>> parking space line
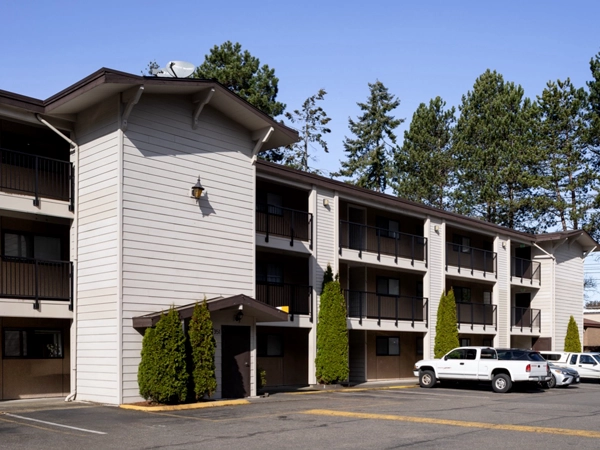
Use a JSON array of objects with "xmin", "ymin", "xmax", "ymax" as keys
[
  {"xmin": 302, "ymin": 409, "xmax": 600, "ymax": 439},
  {"xmin": 2, "ymin": 413, "xmax": 106, "ymax": 435}
]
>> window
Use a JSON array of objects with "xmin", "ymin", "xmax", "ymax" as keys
[
  {"xmin": 416, "ymin": 337, "xmax": 423, "ymax": 355},
  {"xmin": 376, "ymin": 216, "xmax": 399, "ymax": 239},
  {"xmin": 446, "ymin": 349, "xmax": 466, "ymax": 359},
  {"xmin": 416, "ymin": 281, "xmax": 423, "ymax": 299},
  {"xmin": 257, "ymin": 334, "xmax": 283, "ymax": 357},
  {"xmin": 377, "ymin": 277, "xmax": 400, "ymax": 296},
  {"xmin": 481, "ymin": 349, "xmax": 497, "ymax": 359},
  {"xmin": 256, "ymin": 263, "xmax": 283, "ymax": 285},
  {"xmin": 570, "ymin": 354, "xmax": 578, "ymax": 365},
  {"xmin": 453, "ymin": 287, "xmax": 471, "ymax": 303},
  {"xmin": 376, "ymin": 336, "xmax": 400, "ymax": 356},
  {"xmin": 3, "ymin": 329, "xmax": 63, "ymax": 359},
  {"xmin": 459, "ymin": 338, "xmax": 471, "ymax": 347},
  {"xmin": 482, "ymin": 338, "xmax": 493, "ymax": 347},
  {"xmin": 580, "ymin": 355, "xmax": 597, "ymax": 365},
  {"xmin": 483, "ymin": 292, "xmax": 492, "ymax": 304},
  {"xmin": 257, "ymin": 191, "xmax": 283, "ymax": 216},
  {"xmin": 452, "ymin": 234, "xmax": 471, "ymax": 253},
  {"xmin": 2, "ymin": 232, "xmax": 61, "ymax": 260}
]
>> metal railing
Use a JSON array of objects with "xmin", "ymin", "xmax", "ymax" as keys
[
  {"xmin": 255, "ymin": 281, "xmax": 312, "ymax": 321},
  {"xmin": 256, "ymin": 204, "xmax": 313, "ymax": 249},
  {"xmin": 0, "ymin": 147, "xmax": 74, "ymax": 211},
  {"xmin": 339, "ymin": 221, "xmax": 427, "ymax": 266},
  {"xmin": 343, "ymin": 290, "xmax": 428, "ymax": 327},
  {"xmin": 1, "ymin": 255, "xmax": 73, "ymax": 310},
  {"xmin": 511, "ymin": 307, "xmax": 541, "ymax": 332},
  {"xmin": 511, "ymin": 257, "xmax": 541, "ymax": 284},
  {"xmin": 456, "ymin": 302, "xmax": 497, "ymax": 330},
  {"xmin": 446, "ymin": 243, "xmax": 496, "ymax": 276}
]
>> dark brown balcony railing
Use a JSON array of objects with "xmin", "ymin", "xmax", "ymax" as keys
[
  {"xmin": 446, "ymin": 243, "xmax": 496, "ymax": 276},
  {"xmin": 339, "ymin": 221, "xmax": 427, "ymax": 266},
  {"xmin": 255, "ymin": 281, "xmax": 312, "ymax": 321},
  {"xmin": 511, "ymin": 307, "xmax": 541, "ymax": 333},
  {"xmin": 256, "ymin": 204, "xmax": 313, "ymax": 249},
  {"xmin": 344, "ymin": 290, "xmax": 428, "ymax": 327},
  {"xmin": 1, "ymin": 255, "xmax": 73, "ymax": 310},
  {"xmin": 0, "ymin": 147, "xmax": 74, "ymax": 211},
  {"xmin": 511, "ymin": 257, "xmax": 541, "ymax": 284},
  {"xmin": 456, "ymin": 302, "xmax": 497, "ymax": 330}
]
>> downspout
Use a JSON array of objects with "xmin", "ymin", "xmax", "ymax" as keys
[{"xmin": 35, "ymin": 114, "xmax": 79, "ymax": 402}]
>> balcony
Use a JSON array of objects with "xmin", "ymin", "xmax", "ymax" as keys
[
  {"xmin": 456, "ymin": 302, "xmax": 497, "ymax": 330},
  {"xmin": 344, "ymin": 290, "xmax": 428, "ymax": 326},
  {"xmin": 0, "ymin": 147, "xmax": 74, "ymax": 210},
  {"xmin": 1, "ymin": 256, "xmax": 73, "ymax": 310},
  {"xmin": 255, "ymin": 282, "xmax": 312, "ymax": 321},
  {"xmin": 511, "ymin": 257, "xmax": 541, "ymax": 285},
  {"xmin": 511, "ymin": 307, "xmax": 541, "ymax": 333},
  {"xmin": 256, "ymin": 204, "xmax": 312, "ymax": 249},
  {"xmin": 446, "ymin": 243, "xmax": 496, "ymax": 276},
  {"xmin": 339, "ymin": 221, "xmax": 427, "ymax": 265}
]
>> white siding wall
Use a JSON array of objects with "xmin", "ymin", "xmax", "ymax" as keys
[
  {"xmin": 496, "ymin": 237, "xmax": 509, "ymax": 347},
  {"xmin": 532, "ymin": 246, "xmax": 554, "ymax": 340},
  {"xmin": 74, "ymin": 97, "xmax": 120, "ymax": 403},
  {"xmin": 554, "ymin": 242, "xmax": 585, "ymax": 350},
  {"xmin": 120, "ymin": 96, "xmax": 255, "ymax": 403},
  {"xmin": 427, "ymin": 218, "xmax": 444, "ymax": 357}
]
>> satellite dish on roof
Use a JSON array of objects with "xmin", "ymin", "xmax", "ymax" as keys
[{"xmin": 153, "ymin": 61, "xmax": 195, "ymax": 78}]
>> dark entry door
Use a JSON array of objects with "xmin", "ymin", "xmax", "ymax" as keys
[
  {"xmin": 222, "ymin": 326, "xmax": 251, "ymax": 398},
  {"xmin": 514, "ymin": 293, "xmax": 531, "ymax": 326}
]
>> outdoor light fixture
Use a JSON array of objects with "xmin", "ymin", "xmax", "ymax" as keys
[
  {"xmin": 502, "ymin": 242, "xmax": 507, "ymax": 249},
  {"xmin": 323, "ymin": 198, "xmax": 330, "ymax": 207},
  {"xmin": 234, "ymin": 311, "xmax": 244, "ymax": 322},
  {"xmin": 191, "ymin": 177, "xmax": 205, "ymax": 199},
  {"xmin": 434, "ymin": 225, "xmax": 440, "ymax": 233}
]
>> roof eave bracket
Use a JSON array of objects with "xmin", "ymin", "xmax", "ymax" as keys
[
  {"xmin": 192, "ymin": 88, "xmax": 215, "ymax": 129},
  {"xmin": 121, "ymin": 85, "xmax": 144, "ymax": 132},
  {"xmin": 251, "ymin": 126, "xmax": 274, "ymax": 162}
]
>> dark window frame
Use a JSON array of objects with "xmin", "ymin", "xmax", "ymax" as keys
[
  {"xmin": 376, "ymin": 336, "xmax": 400, "ymax": 356},
  {"xmin": 459, "ymin": 338, "xmax": 471, "ymax": 347},
  {"xmin": 256, "ymin": 262, "xmax": 284, "ymax": 285},
  {"xmin": 453, "ymin": 286, "xmax": 471, "ymax": 303},
  {"xmin": 2, "ymin": 230, "xmax": 62, "ymax": 260},
  {"xmin": 2, "ymin": 328, "xmax": 64, "ymax": 359},
  {"xmin": 452, "ymin": 234, "xmax": 471, "ymax": 253},
  {"xmin": 257, "ymin": 333, "xmax": 283, "ymax": 357},
  {"xmin": 376, "ymin": 216, "xmax": 400, "ymax": 239},
  {"xmin": 376, "ymin": 276, "xmax": 400, "ymax": 296}
]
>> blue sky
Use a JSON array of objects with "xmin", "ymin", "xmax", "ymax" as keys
[{"xmin": 2, "ymin": 0, "xmax": 600, "ymax": 297}]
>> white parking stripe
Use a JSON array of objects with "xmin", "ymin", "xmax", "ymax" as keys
[{"xmin": 2, "ymin": 413, "xmax": 106, "ymax": 435}]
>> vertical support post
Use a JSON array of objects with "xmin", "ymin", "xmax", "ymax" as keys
[
  {"xmin": 290, "ymin": 210, "xmax": 295, "ymax": 247},
  {"xmin": 69, "ymin": 163, "xmax": 75, "ymax": 212},
  {"xmin": 33, "ymin": 259, "xmax": 40, "ymax": 310},
  {"xmin": 33, "ymin": 157, "xmax": 40, "ymax": 207},
  {"xmin": 265, "ymin": 205, "xmax": 270, "ymax": 243}
]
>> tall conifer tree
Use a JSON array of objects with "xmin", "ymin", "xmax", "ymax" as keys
[{"xmin": 335, "ymin": 81, "xmax": 403, "ymax": 192}]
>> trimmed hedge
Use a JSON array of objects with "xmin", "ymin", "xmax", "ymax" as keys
[
  {"xmin": 564, "ymin": 315, "xmax": 582, "ymax": 352},
  {"xmin": 189, "ymin": 300, "xmax": 217, "ymax": 399},
  {"xmin": 434, "ymin": 289, "xmax": 459, "ymax": 358},
  {"xmin": 138, "ymin": 307, "xmax": 188, "ymax": 403},
  {"xmin": 315, "ymin": 279, "xmax": 349, "ymax": 384}
]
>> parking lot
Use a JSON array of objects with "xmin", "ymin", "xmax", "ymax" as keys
[{"xmin": 3, "ymin": 382, "xmax": 600, "ymax": 449}]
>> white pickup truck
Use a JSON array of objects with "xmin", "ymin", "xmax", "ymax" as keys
[{"xmin": 413, "ymin": 347, "xmax": 550, "ymax": 393}]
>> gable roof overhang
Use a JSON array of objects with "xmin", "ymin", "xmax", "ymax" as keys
[
  {"xmin": 132, "ymin": 294, "xmax": 289, "ymax": 329},
  {"xmin": 0, "ymin": 68, "xmax": 298, "ymax": 150}
]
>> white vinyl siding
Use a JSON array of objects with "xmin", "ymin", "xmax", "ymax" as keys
[
  {"xmin": 554, "ymin": 243, "xmax": 585, "ymax": 350},
  {"xmin": 496, "ymin": 237, "xmax": 509, "ymax": 347},
  {"xmin": 428, "ymin": 218, "xmax": 444, "ymax": 353}
]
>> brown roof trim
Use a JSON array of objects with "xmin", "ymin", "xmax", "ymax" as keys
[
  {"xmin": 0, "ymin": 89, "xmax": 45, "ymax": 113},
  {"xmin": 132, "ymin": 294, "xmax": 288, "ymax": 328},
  {"xmin": 584, "ymin": 318, "xmax": 600, "ymax": 328},
  {"xmin": 256, "ymin": 160, "xmax": 599, "ymax": 247}
]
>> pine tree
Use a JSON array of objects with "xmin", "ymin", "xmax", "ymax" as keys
[
  {"xmin": 334, "ymin": 81, "xmax": 403, "ymax": 192},
  {"xmin": 585, "ymin": 51, "xmax": 600, "ymax": 241},
  {"xmin": 189, "ymin": 300, "xmax": 217, "ymax": 400},
  {"xmin": 564, "ymin": 315, "xmax": 582, "ymax": 352},
  {"xmin": 315, "ymin": 280, "xmax": 349, "ymax": 384},
  {"xmin": 434, "ymin": 290, "xmax": 459, "ymax": 358},
  {"xmin": 391, "ymin": 96, "xmax": 455, "ymax": 209},
  {"xmin": 454, "ymin": 70, "xmax": 542, "ymax": 230},
  {"xmin": 536, "ymin": 78, "xmax": 594, "ymax": 232},
  {"xmin": 138, "ymin": 307, "xmax": 188, "ymax": 403},
  {"xmin": 283, "ymin": 89, "xmax": 331, "ymax": 174}
]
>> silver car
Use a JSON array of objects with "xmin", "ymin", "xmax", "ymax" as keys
[{"xmin": 547, "ymin": 362, "xmax": 580, "ymax": 388}]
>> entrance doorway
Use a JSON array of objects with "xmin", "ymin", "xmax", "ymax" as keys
[{"xmin": 221, "ymin": 326, "xmax": 251, "ymax": 398}]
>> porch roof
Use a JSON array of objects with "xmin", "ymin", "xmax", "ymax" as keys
[{"xmin": 132, "ymin": 294, "xmax": 289, "ymax": 329}]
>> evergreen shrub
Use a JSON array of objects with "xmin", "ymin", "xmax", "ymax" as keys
[
  {"xmin": 434, "ymin": 289, "xmax": 460, "ymax": 358},
  {"xmin": 188, "ymin": 300, "xmax": 217, "ymax": 399},
  {"xmin": 564, "ymin": 315, "xmax": 582, "ymax": 352}
]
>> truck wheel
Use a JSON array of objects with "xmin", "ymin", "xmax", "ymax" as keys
[
  {"xmin": 419, "ymin": 370, "xmax": 436, "ymax": 388},
  {"xmin": 492, "ymin": 373, "xmax": 512, "ymax": 393},
  {"xmin": 547, "ymin": 375, "xmax": 556, "ymax": 389}
]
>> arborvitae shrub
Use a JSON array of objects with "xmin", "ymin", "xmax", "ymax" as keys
[
  {"xmin": 315, "ymin": 280, "xmax": 349, "ymax": 384},
  {"xmin": 138, "ymin": 307, "xmax": 188, "ymax": 403},
  {"xmin": 321, "ymin": 264, "xmax": 334, "ymax": 293},
  {"xmin": 434, "ymin": 289, "xmax": 460, "ymax": 358},
  {"xmin": 564, "ymin": 315, "xmax": 582, "ymax": 352},
  {"xmin": 189, "ymin": 300, "xmax": 217, "ymax": 399}
]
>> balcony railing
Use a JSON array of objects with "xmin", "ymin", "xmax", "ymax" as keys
[
  {"xmin": 339, "ymin": 221, "xmax": 427, "ymax": 266},
  {"xmin": 511, "ymin": 257, "xmax": 541, "ymax": 284},
  {"xmin": 511, "ymin": 307, "xmax": 541, "ymax": 333},
  {"xmin": 1, "ymin": 255, "xmax": 73, "ymax": 310},
  {"xmin": 256, "ymin": 204, "xmax": 313, "ymax": 249},
  {"xmin": 446, "ymin": 243, "xmax": 496, "ymax": 276},
  {"xmin": 255, "ymin": 281, "xmax": 312, "ymax": 321},
  {"xmin": 343, "ymin": 290, "xmax": 428, "ymax": 327},
  {"xmin": 456, "ymin": 302, "xmax": 497, "ymax": 330},
  {"xmin": 0, "ymin": 147, "xmax": 74, "ymax": 211}
]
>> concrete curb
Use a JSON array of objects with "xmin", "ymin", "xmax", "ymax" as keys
[
  {"xmin": 119, "ymin": 399, "xmax": 249, "ymax": 412},
  {"xmin": 287, "ymin": 384, "xmax": 419, "ymax": 395}
]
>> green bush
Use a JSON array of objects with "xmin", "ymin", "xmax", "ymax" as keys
[
  {"xmin": 257, "ymin": 367, "xmax": 267, "ymax": 390},
  {"xmin": 564, "ymin": 315, "xmax": 582, "ymax": 352},
  {"xmin": 315, "ymin": 280, "xmax": 349, "ymax": 384},
  {"xmin": 434, "ymin": 289, "xmax": 460, "ymax": 358},
  {"xmin": 321, "ymin": 264, "xmax": 334, "ymax": 293},
  {"xmin": 188, "ymin": 300, "xmax": 217, "ymax": 399},
  {"xmin": 138, "ymin": 307, "xmax": 188, "ymax": 403}
]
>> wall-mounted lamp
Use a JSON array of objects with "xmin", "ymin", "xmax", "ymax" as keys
[
  {"xmin": 191, "ymin": 177, "xmax": 205, "ymax": 199},
  {"xmin": 502, "ymin": 242, "xmax": 507, "ymax": 249},
  {"xmin": 234, "ymin": 311, "xmax": 244, "ymax": 322},
  {"xmin": 323, "ymin": 198, "xmax": 330, "ymax": 207},
  {"xmin": 434, "ymin": 225, "xmax": 440, "ymax": 233}
]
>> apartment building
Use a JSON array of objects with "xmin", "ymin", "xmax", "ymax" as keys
[{"xmin": 0, "ymin": 68, "xmax": 596, "ymax": 403}]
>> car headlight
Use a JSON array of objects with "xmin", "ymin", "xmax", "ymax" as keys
[{"xmin": 552, "ymin": 369, "xmax": 567, "ymax": 375}]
